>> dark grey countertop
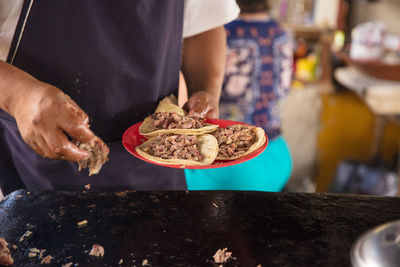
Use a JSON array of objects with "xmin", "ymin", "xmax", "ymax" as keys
[{"xmin": 0, "ymin": 190, "xmax": 400, "ymax": 266}]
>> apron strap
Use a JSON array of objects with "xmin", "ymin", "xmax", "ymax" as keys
[{"xmin": 7, "ymin": 0, "xmax": 34, "ymax": 64}]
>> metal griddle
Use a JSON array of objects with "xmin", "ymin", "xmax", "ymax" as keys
[{"xmin": 1, "ymin": 190, "xmax": 400, "ymax": 266}]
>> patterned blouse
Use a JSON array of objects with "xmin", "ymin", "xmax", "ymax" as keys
[{"xmin": 221, "ymin": 18, "xmax": 292, "ymax": 140}]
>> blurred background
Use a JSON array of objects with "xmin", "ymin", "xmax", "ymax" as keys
[{"xmin": 264, "ymin": 0, "xmax": 400, "ymax": 195}]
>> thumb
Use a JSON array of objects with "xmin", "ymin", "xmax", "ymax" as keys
[{"xmin": 205, "ymin": 109, "xmax": 218, "ymax": 119}]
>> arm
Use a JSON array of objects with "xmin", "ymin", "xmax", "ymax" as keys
[
  {"xmin": 0, "ymin": 60, "xmax": 101, "ymax": 161},
  {"xmin": 181, "ymin": 26, "xmax": 226, "ymax": 118}
]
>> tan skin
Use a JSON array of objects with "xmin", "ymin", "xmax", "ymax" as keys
[
  {"xmin": 0, "ymin": 61, "xmax": 97, "ymax": 161},
  {"xmin": 0, "ymin": 25, "xmax": 226, "ymax": 162},
  {"xmin": 182, "ymin": 26, "xmax": 226, "ymax": 118}
]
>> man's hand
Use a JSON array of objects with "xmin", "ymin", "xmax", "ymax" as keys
[
  {"xmin": 184, "ymin": 91, "xmax": 219, "ymax": 119},
  {"xmin": 12, "ymin": 83, "xmax": 98, "ymax": 162},
  {"xmin": 0, "ymin": 60, "xmax": 107, "ymax": 163}
]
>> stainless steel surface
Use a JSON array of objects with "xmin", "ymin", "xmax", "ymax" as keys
[{"xmin": 351, "ymin": 220, "xmax": 400, "ymax": 267}]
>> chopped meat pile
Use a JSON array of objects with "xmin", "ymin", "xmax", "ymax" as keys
[
  {"xmin": 142, "ymin": 134, "xmax": 203, "ymax": 161},
  {"xmin": 89, "ymin": 244, "xmax": 105, "ymax": 257},
  {"xmin": 0, "ymin": 238, "xmax": 13, "ymax": 266},
  {"xmin": 151, "ymin": 112, "xmax": 205, "ymax": 130},
  {"xmin": 76, "ymin": 137, "xmax": 109, "ymax": 176},
  {"xmin": 213, "ymin": 248, "xmax": 233, "ymax": 264},
  {"xmin": 213, "ymin": 125, "xmax": 256, "ymax": 158}
]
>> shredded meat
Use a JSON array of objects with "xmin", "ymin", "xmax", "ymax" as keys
[
  {"xmin": 0, "ymin": 238, "xmax": 13, "ymax": 266},
  {"xmin": 89, "ymin": 244, "xmax": 105, "ymax": 257},
  {"xmin": 213, "ymin": 125, "xmax": 256, "ymax": 158},
  {"xmin": 142, "ymin": 134, "xmax": 203, "ymax": 161},
  {"xmin": 151, "ymin": 112, "xmax": 205, "ymax": 130},
  {"xmin": 76, "ymin": 137, "xmax": 109, "ymax": 176},
  {"xmin": 213, "ymin": 248, "xmax": 233, "ymax": 264}
]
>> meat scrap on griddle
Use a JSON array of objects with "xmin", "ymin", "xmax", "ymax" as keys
[
  {"xmin": 151, "ymin": 112, "xmax": 205, "ymax": 129},
  {"xmin": 142, "ymin": 134, "xmax": 203, "ymax": 161},
  {"xmin": 213, "ymin": 125, "xmax": 256, "ymax": 158}
]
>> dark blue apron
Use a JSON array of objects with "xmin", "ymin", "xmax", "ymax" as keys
[{"xmin": 0, "ymin": 0, "xmax": 186, "ymax": 194}]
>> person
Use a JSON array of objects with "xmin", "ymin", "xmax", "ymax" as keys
[
  {"xmin": 0, "ymin": 0, "xmax": 240, "ymax": 195},
  {"xmin": 184, "ymin": 0, "xmax": 293, "ymax": 191}
]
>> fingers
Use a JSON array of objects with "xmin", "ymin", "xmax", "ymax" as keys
[
  {"xmin": 42, "ymin": 128, "xmax": 90, "ymax": 161},
  {"xmin": 53, "ymin": 101, "xmax": 109, "ymax": 162},
  {"xmin": 63, "ymin": 94, "xmax": 90, "ymax": 124},
  {"xmin": 59, "ymin": 142, "xmax": 91, "ymax": 162},
  {"xmin": 36, "ymin": 135, "xmax": 55, "ymax": 158},
  {"xmin": 25, "ymin": 129, "xmax": 89, "ymax": 162},
  {"xmin": 14, "ymin": 84, "xmax": 98, "ymax": 162},
  {"xmin": 63, "ymin": 123, "xmax": 95, "ymax": 143},
  {"xmin": 39, "ymin": 100, "xmax": 94, "ymax": 161},
  {"xmin": 205, "ymin": 109, "xmax": 218, "ymax": 119},
  {"xmin": 58, "ymin": 102, "xmax": 94, "ymax": 143},
  {"xmin": 22, "ymin": 130, "xmax": 49, "ymax": 158},
  {"xmin": 186, "ymin": 91, "xmax": 218, "ymax": 119},
  {"xmin": 29, "ymin": 139, "xmax": 46, "ymax": 158},
  {"xmin": 187, "ymin": 94, "xmax": 208, "ymax": 114}
]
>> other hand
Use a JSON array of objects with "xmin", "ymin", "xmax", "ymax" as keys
[{"xmin": 183, "ymin": 91, "xmax": 219, "ymax": 119}]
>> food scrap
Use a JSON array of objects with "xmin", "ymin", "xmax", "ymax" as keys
[
  {"xmin": 29, "ymin": 248, "xmax": 40, "ymax": 254},
  {"xmin": 212, "ymin": 203, "xmax": 219, "ymax": 208},
  {"xmin": 39, "ymin": 249, "xmax": 46, "ymax": 259},
  {"xmin": 62, "ymin": 262, "xmax": 73, "ymax": 267},
  {"xmin": 19, "ymin": 230, "xmax": 33, "ymax": 242},
  {"xmin": 0, "ymin": 238, "xmax": 14, "ymax": 266},
  {"xmin": 115, "ymin": 191, "xmax": 130, "ymax": 198},
  {"xmin": 84, "ymin": 184, "xmax": 91, "ymax": 190},
  {"xmin": 89, "ymin": 244, "xmax": 104, "ymax": 257},
  {"xmin": 28, "ymin": 248, "xmax": 47, "ymax": 259},
  {"xmin": 40, "ymin": 255, "xmax": 53, "ymax": 264},
  {"xmin": 213, "ymin": 248, "xmax": 233, "ymax": 264},
  {"xmin": 119, "ymin": 259, "xmax": 123, "ymax": 264},
  {"xmin": 142, "ymin": 259, "xmax": 149, "ymax": 265},
  {"xmin": 77, "ymin": 220, "xmax": 88, "ymax": 228}
]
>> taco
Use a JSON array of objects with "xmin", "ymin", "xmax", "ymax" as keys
[
  {"xmin": 139, "ymin": 95, "xmax": 218, "ymax": 137},
  {"xmin": 212, "ymin": 124, "xmax": 266, "ymax": 160},
  {"xmin": 135, "ymin": 133, "xmax": 218, "ymax": 166}
]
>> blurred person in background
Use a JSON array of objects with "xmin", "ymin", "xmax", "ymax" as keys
[{"xmin": 184, "ymin": 0, "xmax": 293, "ymax": 191}]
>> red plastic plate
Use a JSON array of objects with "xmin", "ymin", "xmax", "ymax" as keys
[{"xmin": 122, "ymin": 119, "xmax": 268, "ymax": 169}]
